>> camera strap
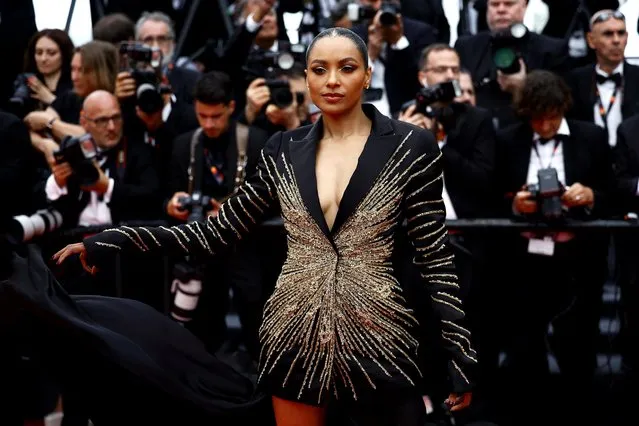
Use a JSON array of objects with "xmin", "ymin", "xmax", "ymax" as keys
[
  {"xmin": 532, "ymin": 138, "xmax": 561, "ymax": 170},
  {"xmin": 595, "ymin": 83, "xmax": 621, "ymax": 133},
  {"xmin": 187, "ymin": 128, "xmax": 204, "ymax": 195}
]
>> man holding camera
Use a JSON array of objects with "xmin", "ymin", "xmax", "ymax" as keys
[
  {"xmin": 397, "ymin": 43, "xmax": 495, "ymax": 417},
  {"xmin": 351, "ymin": 0, "xmax": 437, "ymax": 116},
  {"xmin": 45, "ymin": 90, "xmax": 160, "ymax": 228},
  {"xmin": 164, "ymin": 71, "xmax": 270, "ymax": 357},
  {"xmin": 494, "ymin": 70, "xmax": 613, "ymax": 425},
  {"xmin": 454, "ymin": 0, "xmax": 569, "ymax": 129}
]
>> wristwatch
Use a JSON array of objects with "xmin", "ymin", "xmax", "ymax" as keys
[{"xmin": 46, "ymin": 117, "xmax": 57, "ymax": 130}]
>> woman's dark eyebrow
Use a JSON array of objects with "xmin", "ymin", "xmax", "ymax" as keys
[{"xmin": 309, "ymin": 57, "xmax": 359, "ymax": 66}]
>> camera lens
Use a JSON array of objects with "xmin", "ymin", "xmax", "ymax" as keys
[
  {"xmin": 493, "ymin": 48, "xmax": 518, "ymax": 72},
  {"xmin": 272, "ymin": 88, "xmax": 294, "ymax": 108},
  {"xmin": 510, "ymin": 22, "xmax": 528, "ymax": 39},
  {"xmin": 277, "ymin": 52, "xmax": 295, "ymax": 71},
  {"xmin": 379, "ymin": 10, "xmax": 397, "ymax": 26}
]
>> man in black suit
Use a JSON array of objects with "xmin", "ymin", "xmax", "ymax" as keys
[
  {"xmin": 165, "ymin": 71, "xmax": 270, "ymax": 358},
  {"xmin": 455, "ymin": 0, "xmax": 569, "ymax": 129},
  {"xmin": 567, "ymin": 9, "xmax": 639, "ymax": 147},
  {"xmin": 351, "ymin": 0, "xmax": 437, "ymax": 116},
  {"xmin": 494, "ymin": 70, "xmax": 613, "ymax": 425},
  {"xmin": 400, "ymin": 0, "xmax": 451, "ymax": 43},
  {"xmin": 397, "ymin": 43, "xmax": 496, "ymax": 417}
]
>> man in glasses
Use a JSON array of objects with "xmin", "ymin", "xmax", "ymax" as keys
[
  {"xmin": 567, "ymin": 9, "xmax": 639, "ymax": 147},
  {"xmin": 45, "ymin": 90, "xmax": 160, "ymax": 229}
]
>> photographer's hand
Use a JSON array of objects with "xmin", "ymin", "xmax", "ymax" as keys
[
  {"xmin": 397, "ymin": 104, "xmax": 427, "ymax": 129},
  {"xmin": 167, "ymin": 191, "xmax": 190, "ymax": 221},
  {"xmin": 245, "ymin": 78, "xmax": 271, "ymax": 124},
  {"xmin": 513, "ymin": 190, "xmax": 538, "ymax": 214},
  {"xmin": 23, "ymin": 110, "xmax": 58, "ymax": 132},
  {"xmin": 562, "ymin": 183, "xmax": 594, "ymax": 209},
  {"xmin": 115, "ymin": 71, "xmax": 136, "ymax": 100},
  {"xmin": 27, "ymin": 75, "xmax": 56, "ymax": 106},
  {"xmin": 497, "ymin": 58, "xmax": 527, "ymax": 95},
  {"xmin": 51, "ymin": 161, "xmax": 73, "ymax": 188},
  {"xmin": 252, "ymin": 0, "xmax": 276, "ymax": 21},
  {"xmin": 207, "ymin": 199, "xmax": 222, "ymax": 218},
  {"xmin": 368, "ymin": 13, "xmax": 383, "ymax": 62}
]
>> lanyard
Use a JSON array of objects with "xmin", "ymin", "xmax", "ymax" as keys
[
  {"xmin": 532, "ymin": 138, "xmax": 561, "ymax": 170},
  {"xmin": 595, "ymin": 80, "xmax": 621, "ymax": 131}
]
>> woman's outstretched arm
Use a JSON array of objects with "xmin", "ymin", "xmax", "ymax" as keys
[{"xmin": 54, "ymin": 132, "xmax": 283, "ymax": 269}]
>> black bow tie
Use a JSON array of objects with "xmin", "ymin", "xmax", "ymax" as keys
[
  {"xmin": 596, "ymin": 72, "xmax": 622, "ymax": 86},
  {"xmin": 537, "ymin": 134, "xmax": 567, "ymax": 145}
]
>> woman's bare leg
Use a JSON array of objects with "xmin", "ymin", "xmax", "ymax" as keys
[{"xmin": 272, "ymin": 396, "xmax": 326, "ymax": 426}]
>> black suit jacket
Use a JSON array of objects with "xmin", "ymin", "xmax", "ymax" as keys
[
  {"xmin": 167, "ymin": 123, "xmax": 269, "ymax": 207},
  {"xmin": 495, "ymin": 119, "xmax": 614, "ymax": 220},
  {"xmin": 613, "ymin": 115, "xmax": 639, "ymax": 214},
  {"xmin": 62, "ymin": 139, "xmax": 161, "ymax": 226},
  {"xmin": 443, "ymin": 104, "xmax": 496, "ymax": 218},
  {"xmin": 566, "ymin": 62, "xmax": 639, "ymax": 124},
  {"xmin": 455, "ymin": 31, "xmax": 569, "ymax": 128},
  {"xmin": 352, "ymin": 17, "xmax": 437, "ymax": 114},
  {"xmin": 85, "ymin": 104, "xmax": 477, "ymax": 396}
]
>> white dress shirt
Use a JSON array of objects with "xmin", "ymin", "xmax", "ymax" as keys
[
  {"xmin": 442, "ymin": 0, "xmax": 461, "ymax": 46},
  {"xmin": 593, "ymin": 63, "xmax": 624, "ymax": 147},
  {"xmin": 438, "ymin": 138, "xmax": 457, "ymax": 220},
  {"xmin": 45, "ymin": 160, "xmax": 115, "ymax": 227},
  {"xmin": 526, "ymin": 118, "xmax": 570, "ymax": 187}
]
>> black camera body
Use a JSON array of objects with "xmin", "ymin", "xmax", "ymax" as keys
[
  {"xmin": 119, "ymin": 42, "xmax": 171, "ymax": 114},
  {"xmin": 414, "ymin": 80, "xmax": 462, "ymax": 116},
  {"xmin": 526, "ymin": 168, "xmax": 565, "ymax": 221},
  {"xmin": 265, "ymin": 79, "xmax": 294, "ymax": 109},
  {"xmin": 8, "ymin": 73, "xmax": 37, "ymax": 118},
  {"xmin": 177, "ymin": 192, "xmax": 213, "ymax": 223},
  {"xmin": 490, "ymin": 22, "xmax": 529, "ymax": 74},
  {"xmin": 54, "ymin": 134, "xmax": 101, "ymax": 186},
  {"xmin": 347, "ymin": 1, "xmax": 400, "ymax": 25}
]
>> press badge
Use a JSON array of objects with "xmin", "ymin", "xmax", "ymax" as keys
[{"xmin": 528, "ymin": 237, "xmax": 555, "ymax": 256}]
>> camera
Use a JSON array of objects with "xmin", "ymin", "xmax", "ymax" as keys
[
  {"xmin": 119, "ymin": 42, "xmax": 171, "ymax": 114},
  {"xmin": 490, "ymin": 22, "xmax": 529, "ymax": 74},
  {"xmin": 347, "ymin": 1, "xmax": 400, "ymax": 26},
  {"xmin": 413, "ymin": 80, "xmax": 462, "ymax": 116},
  {"xmin": 170, "ymin": 261, "xmax": 203, "ymax": 324},
  {"xmin": 8, "ymin": 208, "xmax": 64, "ymax": 244},
  {"xmin": 54, "ymin": 134, "xmax": 101, "ymax": 187},
  {"xmin": 8, "ymin": 73, "xmax": 37, "ymax": 118},
  {"xmin": 265, "ymin": 79, "xmax": 294, "ymax": 109},
  {"xmin": 526, "ymin": 168, "xmax": 565, "ymax": 221},
  {"xmin": 177, "ymin": 192, "xmax": 213, "ymax": 223},
  {"xmin": 247, "ymin": 42, "xmax": 306, "ymax": 77}
]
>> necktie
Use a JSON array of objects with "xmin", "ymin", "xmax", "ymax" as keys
[{"xmin": 596, "ymin": 72, "xmax": 622, "ymax": 86}]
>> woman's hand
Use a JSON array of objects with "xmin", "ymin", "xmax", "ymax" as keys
[
  {"xmin": 27, "ymin": 76, "xmax": 56, "ymax": 105},
  {"xmin": 53, "ymin": 242, "xmax": 97, "ymax": 274},
  {"xmin": 444, "ymin": 392, "xmax": 472, "ymax": 412}
]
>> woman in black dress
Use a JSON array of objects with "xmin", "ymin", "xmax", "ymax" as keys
[{"xmin": 37, "ymin": 27, "xmax": 474, "ymax": 425}]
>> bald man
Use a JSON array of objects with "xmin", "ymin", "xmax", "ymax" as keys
[{"xmin": 45, "ymin": 89, "xmax": 160, "ymax": 228}]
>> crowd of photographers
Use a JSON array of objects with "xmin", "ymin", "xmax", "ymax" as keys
[{"xmin": 2, "ymin": 0, "xmax": 639, "ymax": 425}]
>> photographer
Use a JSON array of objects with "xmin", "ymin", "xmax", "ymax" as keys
[
  {"xmin": 397, "ymin": 43, "xmax": 495, "ymax": 419},
  {"xmin": 244, "ymin": 62, "xmax": 310, "ymax": 136},
  {"xmin": 494, "ymin": 70, "xmax": 613, "ymax": 425},
  {"xmin": 165, "ymin": 71, "xmax": 270, "ymax": 356},
  {"xmin": 351, "ymin": 0, "xmax": 437, "ymax": 116},
  {"xmin": 454, "ymin": 0, "xmax": 569, "ymax": 129},
  {"xmin": 45, "ymin": 90, "xmax": 159, "ymax": 228}
]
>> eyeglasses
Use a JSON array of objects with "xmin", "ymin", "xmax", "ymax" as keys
[
  {"xmin": 591, "ymin": 10, "xmax": 625, "ymax": 26},
  {"xmin": 85, "ymin": 113, "xmax": 122, "ymax": 129},
  {"xmin": 141, "ymin": 35, "xmax": 174, "ymax": 46},
  {"xmin": 422, "ymin": 66, "xmax": 461, "ymax": 75}
]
